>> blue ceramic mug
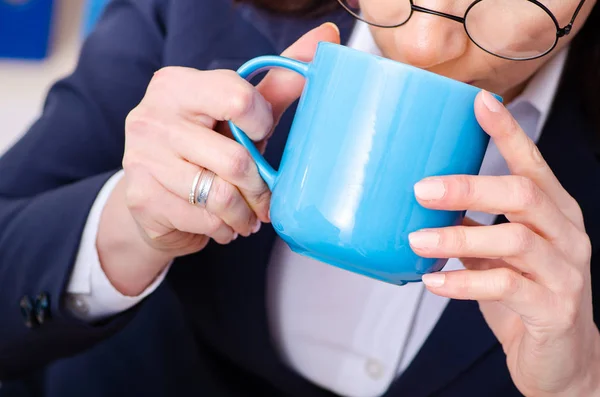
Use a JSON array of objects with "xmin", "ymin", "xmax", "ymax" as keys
[{"xmin": 228, "ymin": 42, "xmax": 495, "ymax": 285}]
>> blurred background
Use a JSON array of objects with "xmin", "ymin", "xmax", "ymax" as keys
[{"xmin": 0, "ymin": 0, "xmax": 108, "ymax": 155}]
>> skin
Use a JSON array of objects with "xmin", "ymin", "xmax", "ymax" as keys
[{"xmin": 96, "ymin": 1, "xmax": 600, "ymax": 395}]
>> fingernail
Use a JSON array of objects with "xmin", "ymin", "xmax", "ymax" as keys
[
  {"xmin": 414, "ymin": 179, "xmax": 446, "ymax": 200},
  {"xmin": 252, "ymin": 219, "xmax": 261, "ymax": 234},
  {"xmin": 322, "ymin": 22, "xmax": 340, "ymax": 36},
  {"xmin": 233, "ymin": 232, "xmax": 239, "ymax": 240},
  {"xmin": 422, "ymin": 273, "xmax": 445, "ymax": 287},
  {"xmin": 481, "ymin": 90, "xmax": 503, "ymax": 113},
  {"xmin": 408, "ymin": 231, "xmax": 440, "ymax": 249}
]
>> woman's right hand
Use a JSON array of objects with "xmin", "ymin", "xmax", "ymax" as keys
[{"xmin": 96, "ymin": 23, "xmax": 341, "ymax": 296}]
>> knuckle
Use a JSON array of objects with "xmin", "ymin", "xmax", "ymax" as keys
[
  {"xmin": 214, "ymin": 69, "xmax": 240, "ymax": 80},
  {"xmin": 211, "ymin": 179, "xmax": 238, "ymax": 211},
  {"xmin": 227, "ymin": 146, "xmax": 254, "ymax": 179},
  {"xmin": 246, "ymin": 212, "xmax": 258, "ymax": 231},
  {"xmin": 559, "ymin": 299, "xmax": 580, "ymax": 330},
  {"xmin": 226, "ymin": 83, "xmax": 256, "ymax": 121},
  {"xmin": 444, "ymin": 227, "xmax": 468, "ymax": 253},
  {"xmin": 253, "ymin": 187, "xmax": 272, "ymax": 213},
  {"xmin": 149, "ymin": 66, "xmax": 179, "ymax": 90},
  {"xmin": 564, "ymin": 198, "xmax": 586, "ymax": 227},
  {"xmin": 572, "ymin": 232, "xmax": 592, "ymax": 263},
  {"xmin": 528, "ymin": 140, "xmax": 545, "ymax": 168},
  {"xmin": 454, "ymin": 274, "xmax": 472, "ymax": 297},
  {"xmin": 125, "ymin": 108, "xmax": 167, "ymax": 143},
  {"xmin": 205, "ymin": 215, "xmax": 225, "ymax": 236},
  {"xmin": 125, "ymin": 182, "xmax": 148, "ymax": 214},
  {"xmin": 513, "ymin": 176, "xmax": 543, "ymax": 209},
  {"xmin": 121, "ymin": 150, "xmax": 146, "ymax": 173},
  {"xmin": 497, "ymin": 268, "xmax": 521, "ymax": 298},
  {"xmin": 455, "ymin": 175, "xmax": 477, "ymax": 203},
  {"xmin": 195, "ymin": 235, "xmax": 211, "ymax": 251},
  {"xmin": 125, "ymin": 110, "xmax": 153, "ymax": 138},
  {"xmin": 509, "ymin": 223, "xmax": 536, "ymax": 255}
]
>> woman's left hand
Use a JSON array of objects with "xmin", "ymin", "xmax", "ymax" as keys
[{"xmin": 409, "ymin": 90, "xmax": 600, "ymax": 397}]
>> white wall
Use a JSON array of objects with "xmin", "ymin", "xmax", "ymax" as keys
[{"xmin": 0, "ymin": 0, "xmax": 85, "ymax": 154}]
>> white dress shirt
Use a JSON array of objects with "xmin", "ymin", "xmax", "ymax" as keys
[{"xmin": 66, "ymin": 19, "xmax": 568, "ymax": 397}]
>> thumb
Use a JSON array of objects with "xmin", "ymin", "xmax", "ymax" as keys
[{"xmin": 256, "ymin": 22, "xmax": 341, "ymax": 123}]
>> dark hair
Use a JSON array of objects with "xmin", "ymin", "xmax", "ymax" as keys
[{"xmin": 237, "ymin": 0, "xmax": 600, "ymax": 139}]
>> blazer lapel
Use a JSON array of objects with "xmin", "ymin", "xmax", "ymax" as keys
[
  {"xmin": 387, "ymin": 300, "xmax": 498, "ymax": 396},
  {"xmin": 538, "ymin": 85, "xmax": 600, "ymax": 248}
]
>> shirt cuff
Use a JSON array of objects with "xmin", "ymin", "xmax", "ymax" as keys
[{"xmin": 65, "ymin": 170, "xmax": 170, "ymax": 322}]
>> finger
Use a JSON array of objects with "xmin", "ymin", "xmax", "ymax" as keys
[
  {"xmin": 475, "ymin": 90, "xmax": 584, "ymax": 230},
  {"xmin": 153, "ymin": 158, "xmax": 259, "ymax": 237},
  {"xmin": 215, "ymin": 23, "xmax": 340, "ymax": 147},
  {"xmin": 169, "ymin": 124, "xmax": 270, "ymax": 222},
  {"xmin": 127, "ymin": 166, "xmax": 237, "ymax": 243},
  {"xmin": 166, "ymin": 194, "xmax": 237, "ymax": 245},
  {"xmin": 206, "ymin": 220, "xmax": 240, "ymax": 245},
  {"xmin": 256, "ymin": 22, "xmax": 341, "ymax": 124},
  {"xmin": 421, "ymin": 268, "xmax": 553, "ymax": 320},
  {"xmin": 414, "ymin": 175, "xmax": 579, "ymax": 250},
  {"xmin": 409, "ymin": 223, "xmax": 567, "ymax": 288},
  {"xmin": 204, "ymin": 175, "xmax": 262, "ymax": 237},
  {"xmin": 147, "ymin": 67, "xmax": 274, "ymax": 142}
]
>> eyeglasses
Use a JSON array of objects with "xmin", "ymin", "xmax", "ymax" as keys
[{"xmin": 336, "ymin": 0, "xmax": 587, "ymax": 61}]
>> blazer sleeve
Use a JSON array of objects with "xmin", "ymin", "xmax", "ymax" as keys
[{"xmin": 0, "ymin": 0, "xmax": 166, "ymax": 379}]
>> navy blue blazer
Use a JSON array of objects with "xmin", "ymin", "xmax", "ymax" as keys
[{"xmin": 0, "ymin": 0, "xmax": 599, "ymax": 396}]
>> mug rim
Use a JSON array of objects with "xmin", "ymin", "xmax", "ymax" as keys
[{"xmin": 316, "ymin": 41, "xmax": 503, "ymax": 101}]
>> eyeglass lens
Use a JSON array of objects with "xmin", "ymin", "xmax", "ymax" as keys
[{"xmin": 339, "ymin": 0, "xmax": 559, "ymax": 59}]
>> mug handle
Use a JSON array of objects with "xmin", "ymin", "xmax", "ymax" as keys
[{"xmin": 228, "ymin": 56, "xmax": 309, "ymax": 190}]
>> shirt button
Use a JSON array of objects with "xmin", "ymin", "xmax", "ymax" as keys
[
  {"xmin": 365, "ymin": 358, "xmax": 385, "ymax": 380},
  {"xmin": 66, "ymin": 295, "xmax": 89, "ymax": 316}
]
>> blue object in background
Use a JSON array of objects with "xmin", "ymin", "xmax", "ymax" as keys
[
  {"xmin": 230, "ymin": 42, "xmax": 495, "ymax": 285},
  {"xmin": 82, "ymin": 0, "xmax": 109, "ymax": 36},
  {"xmin": 0, "ymin": 0, "xmax": 54, "ymax": 60}
]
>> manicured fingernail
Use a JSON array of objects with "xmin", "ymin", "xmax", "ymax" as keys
[
  {"xmin": 253, "ymin": 219, "xmax": 261, "ymax": 234},
  {"xmin": 481, "ymin": 90, "xmax": 502, "ymax": 113},
  {"xmin": 414, "ymin": 179, "xmax": 446, "ymax": 200},
  {"xmin": 233, "ymin": 233, "xmax": 239, "ymax": 240},
  {"xmin": 422, "ymin": 273, "xmax": 445, "ymax": 287},
  {"xmin": 408, "ymin": 231, "xmax": 440, "ymax": 249}
]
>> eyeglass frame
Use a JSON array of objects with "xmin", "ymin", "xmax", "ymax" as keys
[{"xmin": 336, "ymin": 0, "xmax": 587, "ymax": 61}]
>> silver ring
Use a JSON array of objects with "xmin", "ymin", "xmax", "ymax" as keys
[
  {"xmin": 195, "ymin": 169, "xmax": 216, "ymax": 207},
  {"xmin": 189, "ymin": 170, "xmax": 203, "ymax": 205}
]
